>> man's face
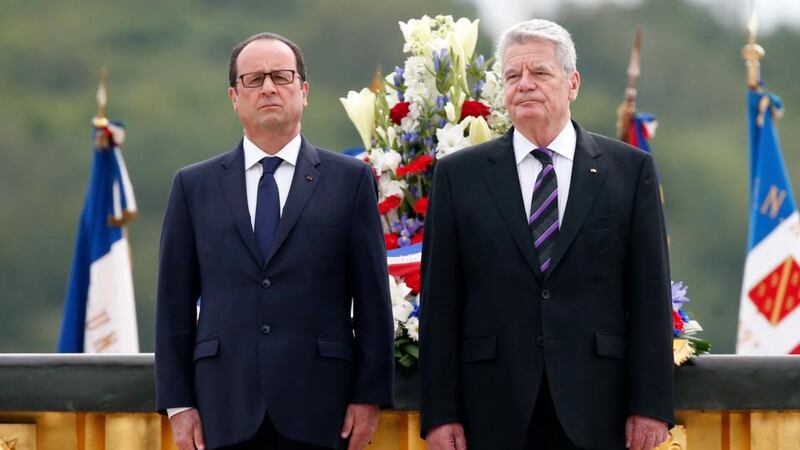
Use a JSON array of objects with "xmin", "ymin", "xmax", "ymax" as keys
[
  {"xmin": 502, "ymin": 39, "xmax": 579, "ymax": 133},
  {"xmin": 228, "ymin": 39, "xmax": 308, "ymax": 135}
]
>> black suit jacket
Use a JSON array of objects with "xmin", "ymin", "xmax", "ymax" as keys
[
  {"xmin": 155, "ymin": 137, "xmax": 394, "ymax": 449},
  {"xmin": 420, "ymin": 123, "xmax": 674, "ymax": 450}
]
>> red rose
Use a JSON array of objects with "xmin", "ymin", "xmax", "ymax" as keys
[
  {"xmin": 397, "ymin": 155, "xmax": 435, "ymax": 177},
  {"xmin": 390, "ymin": 102, "xmax": 411, "ymax": 125},
  {"xmin": 404, "ymin": 271, "xmax": 421, "ymax": 294},
  {"xmin": 460, "ymin": 100, "xmax": 491, "ymax": 120},
  {"xmin": 384, "ymin": 233, "xmax": 399, "ymax": 250},
  {"xmin": 672, "ymin": 310, "xmax": 685, "ymax": 333},
  {"xmin": 413, "ymin": 197, "xmax": 429, "ymax": 216},
  {"xmin": 378, "ymin": 195, "xmax": 401, "ymax": 214},
  {"xmin": 411, "ymin": 230, "xmax": 424, "ymax": 244}
]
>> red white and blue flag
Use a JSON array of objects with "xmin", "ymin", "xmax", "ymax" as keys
[
  {"xmin": 57, "ymin": 120, "xmax": 139, "ymax": 353},
  {"xmin": 737, "ymin": 90, "xmax": 800, "ymax": 355}
]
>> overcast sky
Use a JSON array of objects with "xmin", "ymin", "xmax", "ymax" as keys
[{"xmin": 470, "ymin": 0, "xmax": 800, "ymax": 37}]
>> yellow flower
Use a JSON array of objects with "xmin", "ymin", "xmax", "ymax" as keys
[{"xmin": 340, "ymin": 88, "xmax": 376, "ymax": 150}]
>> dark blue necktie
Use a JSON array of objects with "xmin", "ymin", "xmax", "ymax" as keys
[{"xmin": 254, "ymin": 157, "xmax": 283, "ymax": 260}]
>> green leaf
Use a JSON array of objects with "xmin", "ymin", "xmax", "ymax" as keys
[
  {"xmin": 402, "ymin": 343, "xmax": 419, "ymax": 358},
  {"xmin": 398, "ymin": 353, "xmax": 416, "ymax": 368}
]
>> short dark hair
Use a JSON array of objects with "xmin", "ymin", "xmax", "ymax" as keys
[{"xmin": 228, "ymin": 32, "xmax": 307, "ymax": 88}]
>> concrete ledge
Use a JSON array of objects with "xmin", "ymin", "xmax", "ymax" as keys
[{"xmin": 1, "ymin": 354, "xmax": 798, "ymax": 412}]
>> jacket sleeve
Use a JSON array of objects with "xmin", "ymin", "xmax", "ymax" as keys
[
  {"xmin": 419, "ymin": 160, "xmax": 464, "ymax": 436},
  {"xmin": 624, "ymin": 153, "xmax": 675, "ymax": 425},
  {"xmin": 154, "ymin": 170, "xmax": 201, "ymax": 413},
  {"xmin": 348, "ymin": 163, "xmax": 395, "ymax": 406}
]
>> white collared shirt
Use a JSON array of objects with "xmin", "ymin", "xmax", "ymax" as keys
[
  {"xmin": 513, "ymin": 121, "xmax": 576, "ymax": 224},
  {"xmin": 243, "ymin": 133, "xmax": 301, "ymax": 229}
]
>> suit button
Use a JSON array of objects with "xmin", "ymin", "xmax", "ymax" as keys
[
  {"xmin": 537, "ymin": 336, "xmax": 546, "ymax": 346},
  {"xmin": 541, "ymin": 289, "xmax": 551, "ymax": 300},
  {"xmin": 261, "ymin": 324, "xmax": 272, "ymax": 335},
  {"xmin": 261, "ymin": 278, "xmax": 271, "ymax": 289}
]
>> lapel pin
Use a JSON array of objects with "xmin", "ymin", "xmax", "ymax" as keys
[
  {"xmin": 306, "ymin": 175, "xmax": 314, "ymax": 182},
  {"xmin": 590, "ymin": 168, "xmax": 598, "ymax": 174}
]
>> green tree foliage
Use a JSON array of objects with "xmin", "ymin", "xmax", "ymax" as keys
[{"xmin": 0, "ymin": 0, "xmax": 798, "ymax": 353}]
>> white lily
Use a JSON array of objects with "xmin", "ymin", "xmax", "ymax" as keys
[
  {"xmin": 379, "ymin": 176, "xmax": 407, "ymax": 199},
  {"xmin": 340, "ymin": 88, "xmax": 376, "ymax": 150},
  {"xmin": 453, "ymin": 18, "xmax": 479, "ymax": 59},
  {"xmin": 436, "ymin": 122, "xmax": 471, "ymax": 159},
  {"xmin": 448, "ymin": 33, "xmax": 470, "ymax": 95},
  {"xmin": 444, "ymin": 102, "xmax": 457, "ymax": 123},
  {"xmin": 389, "ymin": 275, "xmax": 414, "ymax": 322},
  {"xmin": 466, "ymin": 115, "xmax": 492, "ymax": 145},
  {"xmin": 370, "ymin": 147, "xmax": 402, "ymax": 174}
]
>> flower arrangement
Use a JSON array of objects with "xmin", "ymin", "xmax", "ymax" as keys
[
  {"xmin": 671, "ymin": 281, "xmax": 711, "ymax": 365},
  {"xmin": 341, "ymin": 15, "xmax": 511, "ymax": 367}
]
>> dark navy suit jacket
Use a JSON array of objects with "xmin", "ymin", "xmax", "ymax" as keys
[
  {"xmin": 420, "ymin": 123, "xmax": 674, "ymax": 450},
  {"xmin": 155, "ymin": 137, "xmax": 394, "ymax": 449}
]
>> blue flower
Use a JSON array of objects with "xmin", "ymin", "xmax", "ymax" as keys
[
  {"xmin": 474, "ymin": 54, "xmax": 485, "ymax": 70},
  {"xmin": 436, "ymin": 95, "xmax": 449, "ymax": 110},
  {"xmin": 409, "ymin": 296, "xmax": 420, "ymax": 318},
  {"xmin": 671, "ymin": 281, "xmax": 690, "ymax": 310},
  {"xmin": 393, "ymin": 66, "xmax": 404, "ymax": 87},
  {"xmin": 473, "ymin": 79, "xmax": 485, "ymax": 97},
  {"xmin": 432, "ymin": 48, "xmax": 450, "ymax": 73},
  {"xmin": 402, "ymin": 132, "xmax": 419, "ymax": 144}
]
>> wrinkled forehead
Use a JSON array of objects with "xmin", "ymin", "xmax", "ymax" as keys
[
  {"xmin": 503, "ymin": 40, "xmax": 560, "ymax": 72},
  {"xmin": 237, "ymin": 39, "xmax": 297, "ymax": 72}
]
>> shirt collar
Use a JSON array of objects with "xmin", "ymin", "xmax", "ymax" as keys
[
  {"xmin": 243, "ymin": 133, "xmax": 301, "ymax": 171},
  {"xmin": 513, "ymin": 121, "xmax": 576, "ymax": 166}
]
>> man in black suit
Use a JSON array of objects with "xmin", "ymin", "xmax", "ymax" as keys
[
  {"xmin": 155, "ymin": 32, "xmax": 394, "ymax": 450},
  {"xmin": 420, "ymin": 19, "xmax": 674, "ymax": 450}
]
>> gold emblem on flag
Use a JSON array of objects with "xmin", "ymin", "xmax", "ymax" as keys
[{"xmin": 748, "ymin": 257, "xmax": 800, "ymax": 325}]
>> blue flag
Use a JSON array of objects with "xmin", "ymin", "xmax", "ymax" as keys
[
  {"xmin": 737, "ymin": 89, "xmax": 800, "ymax": 355},
  {"xmin": 58, "ymin": 120, "xmax": 139, "ymax": 353}
]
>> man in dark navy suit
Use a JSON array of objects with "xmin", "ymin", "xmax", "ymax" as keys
[
  {"xmin": 420, "ymin": 19, "xmax": 674, "ymax": 450},
  {"xmin": 155, "ymin": 32, "xmax": 394, "ymax": 450}
]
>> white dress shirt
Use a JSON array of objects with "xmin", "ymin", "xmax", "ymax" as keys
[
  {"xmin": 243, "ymin": 133, "xmax": 301, "ymax": 228},
  {"xmin": 167, "ymin": 133, "xmax": 301, "ymax": 419},
  {"xmin": 513, "ymin": 121, "xmax": 576, "ymax": 224}
]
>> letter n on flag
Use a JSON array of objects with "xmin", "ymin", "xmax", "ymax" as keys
[
  {"xmin": 737, "ymin": 90, "xmax": 800, "ymax": 355},
  {"xmin": 57, "ymin": 120, "xmax": 139, "ymax": 353}
]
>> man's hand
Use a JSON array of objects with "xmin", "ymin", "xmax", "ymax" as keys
[
  {"xmin": 169, "ymin": 408, "xmax": 205, "ymax": 450},
  {"xmin": 626, "ymin": 415, "xmax": 669, "ymax": 450},
  {"xmin": 340, "ymin": 403, "xmax": 380, "ymax": 450},
  {"xmin": 425, "ymin": 422, "xmax": 467, "ymax": 450}
]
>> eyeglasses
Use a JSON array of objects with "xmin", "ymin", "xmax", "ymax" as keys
[{"xmin": 238, "ymin": 70, "xmax": 298, "ymax": 88}]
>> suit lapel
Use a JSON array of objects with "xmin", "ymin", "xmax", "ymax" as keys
[
  {"xmin": 546, "ymin": 122, "xmax": 607, "ymax": 279},
  {"xmin": 483, "ymin": 130, "xmax": 542, "ymax": 281},
  {"xmin": 218, "ymin": 141, "xmax": 264, "ymax": 267},
  {"xmin": 264, "ymin": 137, "xmax": 320, "ymax": 267}
]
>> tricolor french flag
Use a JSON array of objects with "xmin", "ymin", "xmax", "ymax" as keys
[
  {"xmin": 57, "ymin": 120, "xmax": 139, "ymax": 353},
  {"xmin": 737, "ymin": 90, "xmax": 800, "ymax": 355}
]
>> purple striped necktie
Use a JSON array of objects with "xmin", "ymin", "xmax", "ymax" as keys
[{"xmin": 528, "ymin": 148, "xmax": 559, "ymax": 274}]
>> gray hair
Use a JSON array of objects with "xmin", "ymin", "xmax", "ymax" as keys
[{"xmin": 496, "ymin": 19, "xmax": 577, "ymax": 76}]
